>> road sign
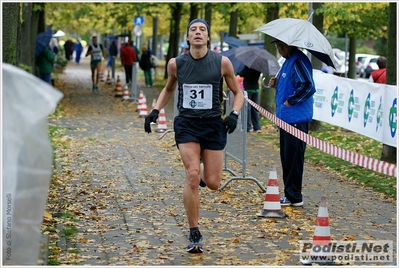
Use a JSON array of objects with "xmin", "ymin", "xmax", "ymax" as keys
[
  {"xmin": 133, "ymin": 16, "xmax": 145, "ymax": 26},
  {"xmin": 133, "ymin": 25, "xmax": 142, "ymax": 37}
]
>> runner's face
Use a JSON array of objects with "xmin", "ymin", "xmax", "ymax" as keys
[
  {"xmin": 187, "ymin": 22, "xmax": 209, "ymax": 47},
  {"xmin": 92, "ymin": 38, "xmax": 98, "ymax": 45}
]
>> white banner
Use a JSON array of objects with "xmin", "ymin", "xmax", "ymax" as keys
[{"xmin": 312, "ymin": 70, "xmax": 397, "ymax": 148}]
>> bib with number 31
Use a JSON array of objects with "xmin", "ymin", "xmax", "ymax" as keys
[{"xmin": 182, "ymin": 84, "xmax": 213, "ymax": 109}]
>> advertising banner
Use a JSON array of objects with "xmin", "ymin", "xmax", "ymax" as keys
[{"xmin": 312, "ymin": 70, "xmax": 397, "ymax": 147}]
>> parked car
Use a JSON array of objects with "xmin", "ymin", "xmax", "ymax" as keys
[
  {"xmin": 355, "ymin": 54, "xmax": 378, "ymax": 77},
  {"xmin": 363, "ymin": 56, "xmax": 379, "ymax": 78}
]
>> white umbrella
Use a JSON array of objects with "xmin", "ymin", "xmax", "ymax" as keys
[
  {"xmin": 255, "ymin": 18, "xmax": 336, "ymax": 69},
  {"xmin": 52, "ymin": 30, "xmax": 65, "ymax": 37}
]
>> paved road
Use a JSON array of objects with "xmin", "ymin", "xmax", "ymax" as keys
[{"xmin": 47, "ymin": 56, "xmax": 397, "ymax": 266}]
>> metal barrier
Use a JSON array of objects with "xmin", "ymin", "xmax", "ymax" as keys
[
  {"xmin": 158, "ymin": 86, "xmax": 178, "ymax": 139},
  {"xmin": 219, "ymin": 90, "xmax": 266, "ymax": 192},
  {"xmin": 126, "ymin": 63, "xmax": 139, "ymax": 105}
]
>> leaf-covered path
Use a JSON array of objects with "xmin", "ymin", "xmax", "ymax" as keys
[{"xmin": 46, "ymin": 56, "xmax": 396, "ymax": 266}]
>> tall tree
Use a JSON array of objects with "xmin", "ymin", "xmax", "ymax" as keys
[
  {"xmin": 260, "ymin": 3, "xmax": 279, "ymax": 113},
  {"xmin": 381, "ymin": 2, "xmax": 397, "ymax": 164},
  {"xmin": 228, "ymin": 3, "xmax": 238, "ymax": 37},
  {"xmin": 309, "ymin": 2, "xmax": 324, "ymax": 131},
  {"xmin": 189, "ymin": 3, "xmax": 200, "ymax": 22},
  {"xmin": 319, "ymin": 3, "xmax": 389, "ymax": 78},
  {"xmin": 204, "ymin": 3, "xmax": 212, "ymax": 31},
  {"xmin": 3, "ymin": 3, "xmax": 20, "ymax": 65},
  {"xmin": 164, "ymin": 3, "xmax": 182, "ymax": 79}
]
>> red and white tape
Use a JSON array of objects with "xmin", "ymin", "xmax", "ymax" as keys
[{"xmin": 245, "ymin": 97, "xmax": 397, "ymax": 177}]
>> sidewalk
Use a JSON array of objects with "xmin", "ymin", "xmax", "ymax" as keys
[{"xmin": 47, "ymin": 56, "xmax": 397, "ymax": 266}]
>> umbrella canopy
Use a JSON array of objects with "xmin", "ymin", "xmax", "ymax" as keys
[
  {"xmin": 255, "ymin": 18, "xmax": 336, "ymax": 68},
  {"xmin": 220, "ymin": 48, "xmax": 245, "ymax": 74},
  {"xmin": 35, "ymin": 30, "xmax": 53, "ymax": 57},
  {"xmin": 224, "ymin": 36, "xmax": 247, "ymax": 48},
  {"xmin": 52, "ymin": 30, "xmax": 65, "ymax": 37},
  {"xmin": 234, "ymin": 46, "xmax": 280, "ymax": 76}
]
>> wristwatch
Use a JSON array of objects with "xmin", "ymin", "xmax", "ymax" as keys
[{"xmin": 231, "ymin": 110, "xmax": 239, "ymax": 117}]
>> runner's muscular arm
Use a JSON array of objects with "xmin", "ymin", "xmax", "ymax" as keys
[
  {"xmin": 221, "ymin": 56, "xmax": 244, "ymax": 112},
  {"xmin": 153, "ymin": 58, "xmax": 178, "ymax": 111}
]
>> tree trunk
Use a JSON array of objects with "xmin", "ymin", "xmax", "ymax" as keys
[
  {"xmin": 260, "ymin": 3, "xmax": 279, "ymax": 114},
  {"xmin": 347, "ymin": 37, "xmax": 357, "ymax": 79},
  {"xmin": 308, "ymin": 2, "xmax": 324, "ymax": 131},
  {"xmin": 164, "ymin": 3, "xmax": 182, "ymax": 79},
  {"xmin": 19, "ymin": 3, "xmax": 35, "ymax": 73},
  {"xmin": 152, "ymin": 15, "xmax": 158, "ymax": 57},
  {"xmin": 228, "ymin": 3, "xmax": 238, "ymax": 38},
  {"xmin": 204, "ymin": 3, "xmax": 212, "ymax": 30},
  {"xmin": 189, "ymin": 3, "xmax": 200, "ymax": 22},
  {"xmin": 2, "ymin": 3, "xmax": 20, "ymax": 65},
  {"xmin": 381, "ymin": 2, "xmax": 397, "ymax": 164}
]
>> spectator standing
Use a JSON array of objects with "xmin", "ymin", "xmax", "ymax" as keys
[
  {"xmin": 85, "ymin": 36, "xmax": 105, "ymax": 92},
  {"xmin": 268, "ymin": 39, "xmax": 316, "ymax": 207},
  {"xmin": 120, "ymin": 41, "xmax": 137, "ymax": 85},
  {"xmin": 139, "ymin": 45, "xmax": 153, "ymax": 87},
  {"xmin": 36, "ymin": 46, "xmax": 55, "ymax": 84},
  {"xmin": 238, "ymin": 66, "xmax": 261, "ymax": 132},
  {"xmin": 63, "ymin": 39, "xmax": 73, "ymax": 61},
  {"xmin": 74, "ymin": 39, "xmax": 83, "ymax": 64},
  {"xmin": 369, "ymin": 56, "xmax": 387, "ymax": 84},
  {"xmin": 107, "ymin": 39, "xmax": 118, "ymax": 67}
]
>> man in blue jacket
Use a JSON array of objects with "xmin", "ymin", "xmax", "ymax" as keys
[{"xmin": 268, "ymin": 39, "xmax": 316, "ymax": 207}]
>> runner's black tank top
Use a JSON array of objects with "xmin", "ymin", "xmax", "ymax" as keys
[{"xmin": 175, "ymin": 50, "xmax": 223, "ymax": 118}]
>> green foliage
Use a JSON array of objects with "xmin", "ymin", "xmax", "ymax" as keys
[
  {"xmin": 55, "ymin": 55, "xmax": 68, "ymax": 68},
  {"xmin": 18, "ymin": 63, "xmax": 33, "ymax": 73}
]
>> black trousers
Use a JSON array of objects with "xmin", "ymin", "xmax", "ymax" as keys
[
  {"xmin": 124, "ymin": 64, "xmax": 133, "ymax": 84},
  {"xmin": 279, "ymin": 122, "xmax": 308, "ymax": 203}
]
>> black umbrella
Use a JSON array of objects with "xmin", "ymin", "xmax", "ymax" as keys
[
  {"xmin": 35, "ymin": 30, "xmax": 53, "ymax": 57},
  {"xmin": 224, "ymin": 36, "xmax": 247, "ymax": 48},
  {"xmin": 220, "ymin": 48, "xmax": 245, "ymax": 74},
  {"xmin": 234, "ymin": 46, "xmax": 280, "ymax": 76}
]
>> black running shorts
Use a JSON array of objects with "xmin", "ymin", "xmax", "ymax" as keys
[{"xmin": 174, "ymin": 116, "xmax": 227, "ymax": 151}]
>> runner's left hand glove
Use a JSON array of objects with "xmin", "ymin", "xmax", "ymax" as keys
[
  {"xmin": 144, "ymin": 109, "xmax": 159, "ymax": 133},
  {"xmin": 224, "ymin": 111, "xmax": 238, "ymax": 134}
]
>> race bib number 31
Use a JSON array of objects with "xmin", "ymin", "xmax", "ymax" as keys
[{"xmin": 182, "ymin": 84, "xmax": 213, "ymax": 109}]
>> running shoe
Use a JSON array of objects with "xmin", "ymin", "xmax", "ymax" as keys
[
  {"xmin": 186, "ymin": 230, "xmax": 203, "ymax": 253},
  {"xmin": 280, "ymin": 196, "xmax": 304, "ymax": 207}
]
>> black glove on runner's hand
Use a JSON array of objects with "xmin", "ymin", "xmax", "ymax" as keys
[
  {"xmin": 144, "ymin": 109, "xmax": 159, "ymax": 133},
  {"xmin": 224, "ymin": 111, "xmax": 238, "ymax": 134}
]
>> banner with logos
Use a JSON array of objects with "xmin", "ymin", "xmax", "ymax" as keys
[{"xmin": 312, "ymin": 70, "xmax": 397, "ymax": 148}]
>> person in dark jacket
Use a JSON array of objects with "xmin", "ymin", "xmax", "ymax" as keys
[
  {"xmin": 36, "ymin": 46, "xmax": 55, "ymax": 84},
  {"xmin": 238, "ymin": 66, "xmax": 261, "ymax": 132},
  {"xmin": 139, "ymin": 45, "xmax": 153, "ymax": 87},
  {"xmin": 268, "ymin": 39, "xmax": 316, "ymax": 208}
]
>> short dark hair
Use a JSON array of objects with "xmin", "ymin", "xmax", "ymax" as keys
[{"xmin": 377, "ymin": 56, "xmax": 387, "ymax": 69}]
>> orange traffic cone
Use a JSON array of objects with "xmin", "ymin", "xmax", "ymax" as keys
[
  {"xmin": 114, "ymin": 76, "xmax": 123, "ymax": 98},
  {"xmin": 137, "ymin": 90, "xmax": 144, "ymax": 112},
  {"xmin": 122, "ymin": 84, "xmax": 130, "ymax": 100},
  {"xmin": 114, "ymin": 76, "xmax": 121, "ymax": 91},
  {"xmin": 155, "ymin": 108, "xmax": 168, "ymax": 133},
  {"xmin": 256, "ymin": 166, "xmax": 287, "ymax": 218},
  {"xmin": 99, "ymin": 69, "xmax": 104, "ymax": 82},
  {"xmin": 300, "ymin": 196, "xmax": 333, "ymax": 265},
  {"xmin": 139, "ymin": 95, "xmax": 148, "ymax": 118},
  {"xmin": 105, "ymin": 70, "xmax": 112, "ymax": 85}
]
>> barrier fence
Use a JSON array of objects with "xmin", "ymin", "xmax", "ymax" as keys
[
  {"xmin": 220, "ymin": 90, "xmax": 266, "ymax": 192},
  {"xmin": 246, "ymin": 97, "xmax": 397, "ymax": 177}
]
